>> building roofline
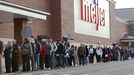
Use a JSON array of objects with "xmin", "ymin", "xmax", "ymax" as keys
[
  {"xmin": 0, "ymin": 0, "xmax": 51, "ymax": 16},
  {"xmin": 115, "ymin": 17, "xmax": 128, "ymax": 25},
  {"xmin": 106, "ymin": 0, "xmax": 116, "ymax": 4}
]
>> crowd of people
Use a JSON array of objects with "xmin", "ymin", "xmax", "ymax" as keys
[{"xmin": 0, "ymin": 37, "xmax": 134, "ymax": 73}]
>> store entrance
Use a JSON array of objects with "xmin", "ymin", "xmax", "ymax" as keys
[{"xmin": 0, "ymin": 1, "xmax": 50, "ymax": 45}]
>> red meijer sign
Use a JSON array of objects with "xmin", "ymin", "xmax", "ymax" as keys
[{"xmin": 80, "ymin": 0, "xmax": 105, "ymax": 31}]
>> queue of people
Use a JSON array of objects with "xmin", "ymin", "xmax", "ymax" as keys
[{"xmin": 0, "ymin": 38, "xmax": 134, "ymax": 73}]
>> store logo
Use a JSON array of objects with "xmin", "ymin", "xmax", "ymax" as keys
[{"xmin": 80, "ymin": 0, "xmax": 105, "ymax": 31}]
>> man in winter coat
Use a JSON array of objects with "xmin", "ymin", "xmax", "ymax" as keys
[{"xmin": 77, "ymin": 44, "xmax": 86, "ymax": 65}]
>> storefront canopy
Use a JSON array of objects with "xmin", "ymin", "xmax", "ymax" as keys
[
  {"xmin": 121, "ymin": 33, "xmax": 134, "ymax": 42},
  {"xmin": 0, "ymin": 0, "xmax": 50, "ymax": 23}
]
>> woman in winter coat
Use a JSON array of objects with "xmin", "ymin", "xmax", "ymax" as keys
[
  {"xmin": 4, "ymin": 41, "xmax": 12, "ymax": 73},
  {"xmin": 21, "ymin": 38, "xmax": 32, "ymax": 72},
  {"xmin": 12, "ymin": 41, "xmax": 20, "ymax": 72},
  {"xmin": 96, "ymin": 46, "xmax": 103, "ymax": 63}
]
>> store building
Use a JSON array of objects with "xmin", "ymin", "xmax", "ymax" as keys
[
  {"xmin": 0, "ymin": 0, "xmax": 128, "ymax": 46},
  {"xmin": 116, "ymin": 8, "xmax": 134, "ymax": 47}
]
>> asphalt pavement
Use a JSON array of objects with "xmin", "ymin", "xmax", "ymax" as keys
[{"xmin": 2, "ymin": 59, "xmax": 134, "ymax": 75}]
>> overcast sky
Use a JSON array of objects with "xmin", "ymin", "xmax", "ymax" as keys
[{"xmin": 115, "ymin": 0, "xmax": 134, "ymax": 9}]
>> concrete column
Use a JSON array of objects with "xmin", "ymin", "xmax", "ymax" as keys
[{"xmin": 14, "ymin": 18, "xmax": 27, "ymax": 45}]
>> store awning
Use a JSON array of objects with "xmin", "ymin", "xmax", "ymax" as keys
[
  {"xmin": 0, "ymin": 0, "xmax": 50, "ymax": 23},
  {"xmin": 121, "ymin": 33, "xmax": 134, "ymax": 42}
]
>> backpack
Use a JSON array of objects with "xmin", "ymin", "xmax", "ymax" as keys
[
  {"xmin": 69, "ymin": 48, "xmax": 74, "ymax": 56},
  {"xmin": 21, "ymin": 44, "xmax": 30, "ymax": 54},
  {"xmin": 13, "ymin": 44, "xmax": 19, "ymax": 54}
]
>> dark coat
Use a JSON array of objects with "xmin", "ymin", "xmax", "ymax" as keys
[
  {"xmin": 77, "ymin": 46, "xmax": 86, "ymax": 56},
  {"xmin": 0, "ymin": 41, "xmax": 3, "ymax": 54},
  {"xmin": 45, "ymin": 44, "xmax": 51, "ymax": 55},
  {"xmin": 56, "ymin": 43, "xmax": 65, "ymax": 54},
  {"xmin": 4, "ymin": 46, "xmax": 12, "ymax": 57}
]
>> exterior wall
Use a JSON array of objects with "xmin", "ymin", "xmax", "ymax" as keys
[
  {"xmin": 111, "ymin": 19, "xmax": 128, "ymax": 45},
  {"xmin": 61, "ymin": 0, "xmax": 74, "ymax": 37},
  {"xmin": 0, "ymin": 22, "xmax": 14, "ymax": 45},
  {"xmin": 28, "ymin": 19, "xmax": 51, "ymax": 38},
  {"xmin": 61, "ymin": 0, "xmax": 128, "ymax": 46},
  {"xmin": 50, "ymin": 0, "xmax": 62, "ymax": 41},
  {"xmin": 0, "ymin": 23, "xmax": 14, "ymax": 38},
  {"xmin": 0, "ymin": 0, "xmax": 128, "ymax": 46},
  {"xmin": 0, "ymin": 0, "xmax": 62, "ymax": 41},
  {"xmin": 4, "ymin": 0, "xmax": 51, "ymax": 12},
  {"xmin": 4, "ymin": 0, "xmax": 62, "ymax": 41},
  {"xmin": 109, "ymin": 2, "xmax": 128, "ymax": 45},
  {"xmin": 0, "ymin": 0, "xmax": 52, "ymax": 40}
]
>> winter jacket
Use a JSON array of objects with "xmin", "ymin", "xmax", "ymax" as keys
[
  {"xmin": 40, "ymin": 44, "xmax": 46, "ymax": 57},
  {"xmin": 78, "ymin": 46, "xmax": 86, "ymax": 56}
]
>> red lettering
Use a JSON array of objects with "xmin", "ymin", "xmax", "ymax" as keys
[
  {"xmin": 87, "ymin": 6, "xmax": 89, "ymax": 21},
  {"xmin": 80, "ymin": 0, "xmax": 105, "ymax": 31},
  {"xmin": 100, "ymin": 9, "xmax": 105, "ymax": 26},
  {"xmin": 90, "ymin": 4, "xmax": 96, "ymax": 24},
  {"xmin": 96, "ymin": 6, "xmax": 99, "ymax": 31},
  {"xmin": 84, "ymin": 4, "xmax": 87, "ymax": 21},
  {"xmin": 102, "ymin": 9, "xmax": 105, "ymax": 26},
  {"xmin": 81, "ymin": 0, "xmax": 83, "ymax": 20}
]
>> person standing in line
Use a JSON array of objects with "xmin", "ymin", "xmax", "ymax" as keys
[
  {"xmin": 12, "ymin": 41, "xmax": 20, "ymax": 72},
  {"xmin": 119, "ymin": 47, "xmax": 124, "ymax": 61},
  {"xmin": 21, "ymin": 38, "xmax": 31, "ymax": 72},
  {"xmin": 117, "ymin": 45, "xmax": 121, "ymax": 61},
  {"xmin": 63, "ymin": 44, "xmax": 70, "ymax": 67},
  {"xmin": 102, "ymin": 46, "xmax": 108, "ymax": 62},
  {"xmin": 84, "ymin": 45, "xmax": 89, "ymax": 65},
  {"xmin": 77, "ymin": 44, "xmax": 86, "ymax": 65},
  {"xmin": 44, "ymin": 40, "xmax": 51, "ymax": 70},
  {"xmin": 49, "ymin": 38, "xmax": 57, "ymax": 69},
  {"xmin": 40, "ymin": 41, "xmax": 46, "ymax": 70},
  {"xmin": 96, "ymin": 46, "xmax": 103, "ymax": 63},
  {"xmin": 88, "ymin": 45, "xmax": 95, "ymax": 64},
  {"xmin": 34, "ymin": 39, "xmax": 41, "ymax": 70},
  {"xmin": 108, "ymin": 47, "xmax": 112, "ymax": 61},
  {"xmin": 74, "ymin": 46, "xmax": 79, "ymax": 65},
  {"xmin": 111, "ymin": 46, "xmax": 116, "ymax": 61},
  {"xmin": 0, "ymin": 41, "xmax": 3, "ymax": 74},
  {"xmin": 123, "ymin": 47, "xmax": 128, "ymax": 60},
  {"xmin": 131, "ymin": 48, "xmax": 134, "ymax": 59},
  {"xmin": 55, "ymin": 40, "xmax": 60, "ymax": 68},
  {"xmin": 30, "ymin": 39, "xmax": 36, "ymax": 71},
  {"xmin": 56, "ymin": 40, "xmax": 65, "ymax": 67},
  {"xmin": 114, "ymin": 46, "xmax": 120, "ymax": 61},
  {"xmin": 127, "ymin": 47, "xmax": 132, "ymax": 60},
  {"xmin": 105, "ymin": 46, "xmax": 109, "ymax": 62},
  {"xmin": 4, "ymin": 41, "xmax": 12, "ymax": 73},
  {"xmin": 69, "ymin": 45, "xmax": 75, "ymax": 67}
]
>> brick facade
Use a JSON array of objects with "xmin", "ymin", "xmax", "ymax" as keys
[
  {"xmin": 4, "ymin": 0, "xmax": 51, "ymax": 12},
  {"xmin": 0, "ymin": 0, "xmax": 128, "ymax": 46},
  {"xmin": 60, "ymin": 0, "xmax": 127, "ymax": 46},
  {"xmin": 0, "ymin": 23, "xmax": 14, "ymax": 38}
]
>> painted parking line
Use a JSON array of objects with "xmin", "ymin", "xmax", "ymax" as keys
[
  {"xmin": 82, "ymin": 74, "xmax": 90, "ymax": 75},
  {"xmin": 124, "ymin": 74, "xmax": 132, "ymax": 75},
  {"xmin": 0, "ymin": 73, "xmax": 16, "ymax": 75},
  {"xmin": 40, "ymin": 74, "xmax": 51, "ymax": 75},
  {"xmin": 20, "ymin": 73, "xmax": 51, "ymax": 75},
  {"xmin": 103, "ymin": 74, "xmax": 111, "ymax": 75},
  {"xmin": 62, "ymin": 74, "xmax": 70, "ymax": 75}
]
